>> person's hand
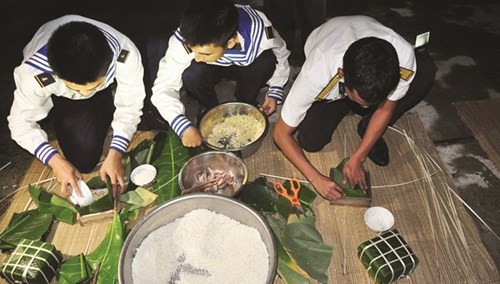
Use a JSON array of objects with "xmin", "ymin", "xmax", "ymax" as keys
[
  {"xmin": 260, "ymin": 97, "xmax": 277, "ymax": 116},
  {"xmin": 342, "ymin": 156, "xmax": 368, "ymax": 191},
  {"xmin": 310, "ymin": 174, "xmax": 343, "ymax": 201},
  {"xmin": 100, "ymin": 149, "xmax": 125, "ymax": 199},
  {"xmin": 48, "ymin": 154, "xmax": 83, "ymax": 198},
  {"xmin": 181, "ymin": 126, "xmax": 203, "ymax": 147}
]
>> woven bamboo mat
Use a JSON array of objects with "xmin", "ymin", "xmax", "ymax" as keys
[
  {"xmin": 455, "ymin": 99, "xmax": 500, "ymax": 170},
  {"xmin": 1, "ymin": 114, "xmax": 498, "ymax": 283},
  {"xmin": 0, "ymin": 131, "xmax": 156, "ymax": 271},
  {"xmin": 244, "ymin": 113, "xmax": 498, "ymax": 283}
]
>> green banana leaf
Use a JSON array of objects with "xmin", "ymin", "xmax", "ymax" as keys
[
  {"xmin": 241, "ymin": 177, "xmax": 316, "ymax": 216},
  {"xmin": 264, "ymin": 213, "xmax": 311, "ymax": 284},
  {"xmin": 58, "ymin": 253, "xmax": 93, "ymax": 284},
  {"xmin": 119, "ymin": 187, "xmax": 158, "ymax": 211},
  {"xmin": 28, "ymin": 185, "xmax": 77, "ymax": 224},
  {"xmin": 329, "ymin": 157, "xmax": 367, "ymax": 197},
  {"xmin": 239, "ymin": 178, "xmax": 278, "ymax": 212},
  {"xmin": 123, "ymin": 139, "xmax": 157, "ymax": 192},
  {"xmin": 151, "ymin": 131, "xmax": 190, "ymax": 205},
  {"xmin": 282, "ymin": 212, "xmax": 333, "ymax": 284},
  {"xmin": 278, "ymin": 262, "xmax": 311, "ymax": 284},
  {"xmin": 86, "ymin": 212, "xmax": 124, "ymax": 284},
  {"xmin": 76, "ymin": 179, "xmax": 114, "ymax": 216},
  {"xmin": 242, "ymin": 178, "xmax": 333, "ymax": 283},
  {"xmin": 0, "ymin": 209, "xmax": 53, "ymax": 250},
  {"xmin": 86, "ymin": 176, "xmax": 106, "ymax": 189}
]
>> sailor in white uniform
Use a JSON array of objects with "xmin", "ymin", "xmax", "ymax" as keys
[
  {"xmin": 8, "ymin": 15, "xmax": 146, "ymax": 197},
  {"xmin": 274, "ymin": 16, "xmax": 437, "ymax": 201},
  {"xmin": 151, "ymin": 0, "xmax": 290, "ymax": 148}
]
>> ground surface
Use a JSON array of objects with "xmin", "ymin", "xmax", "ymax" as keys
[{"xmin": 0, "ymin": 0, "xmax": 498, "ymax": 270}]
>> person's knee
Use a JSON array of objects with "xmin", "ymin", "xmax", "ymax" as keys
[
  {"xmin": 72, "ymin": 158, "xmax": 99, "ymax": 174},
  {"xmin": 297, "ymin": 132, "xmax": 326, "ymax": 153},
  {"xmin": 64, "ymin": 142, "xmax": 103, "ymax": 173}
]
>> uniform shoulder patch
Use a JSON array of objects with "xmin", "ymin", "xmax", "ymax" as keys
[
  {"xmin": 117, "ymin": 49, "xmax": 130, "ymax": 63},
  {"xmin": 182, "ymin": 43, "xmax": 192, "ymax": 54},
  {"xmin": 315, "ymin": 73, "xmax": 341, "ymax": 101},
  {"xmin": 34, "ymin": 73, "xmax": 55, "ymax": 88},
  {"xmin": 265, "ymin": 26, "xmax": 275, "ymax": 39},
  {"xmin": 400, "ymin": 67, "xmax": 415, "ymax": 81}
]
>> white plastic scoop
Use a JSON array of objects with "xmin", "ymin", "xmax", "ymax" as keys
[{"xmin": 69, "ymin": 179, "xmax": 94, "ymax": 207}]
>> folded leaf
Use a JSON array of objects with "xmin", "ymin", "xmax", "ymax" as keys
[
  {"xmin": 86, "ymin": 176, "xmax": 106, "ymax": 189},
  {"xmin": 58, "ymin": 253, "xmax": 93, "ymax": 284},
  {"xmin": 329, "ymin": 157, "xmax": 367, "ymax": 197},
  {"xmin": 119, "ymin": 187, "xmax": 158, "ymax": 212},
  {"xmin": 0, "ymin": 209, "xmax": 53, "ymax": 250},
  {"xmin": 28, "ymin": 185, "xmax": 77, "ymax": 224}
]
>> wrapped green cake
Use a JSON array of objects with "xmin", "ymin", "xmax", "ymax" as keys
[
  {"xmin": 358, "ymin": 229, "xmax": 419, "ymax": 284},
  {"xmin": 1, "ymin": 239, "xmax": 62, "ymax": 284}
]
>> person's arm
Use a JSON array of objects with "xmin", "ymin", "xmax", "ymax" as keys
[
  {"xmin": 343, "ymin": 99, "xmax": 397, "ymax": 189},
  {"xmin": 256, "ymin": 10, "xmax": 291, "ymax": 115},
  {"xmin": 102, "ymin": 39, "xmax": 146, "ymax": 196},
  {"xmin": 8, "ymin": 66, "xmax": 85, "ymax": 197},
  {"xmin": 274, "ymin": 117, "xmax": 343, "ymax": 200},
  {"xmin": 151, "ymin": 33, "xmax": 201, "ymax": 147}
]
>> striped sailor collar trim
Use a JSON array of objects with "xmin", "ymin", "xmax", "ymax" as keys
[{"xmin": 216, "ymin": 6, "xmax": 263, "ymax": 64}]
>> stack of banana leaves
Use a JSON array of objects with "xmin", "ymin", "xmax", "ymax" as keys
[{"xmin": 0, "ymin": 131, "xmax": 333, "ymax": 283}]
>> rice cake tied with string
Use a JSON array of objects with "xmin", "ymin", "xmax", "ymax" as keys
[
  {"xmin": 0, "ymin": 239, "xmax": 62, "ymax": 284},
  {"xmin": 357, "ymin": 229, "xmax": 419, "ymax": 284}
]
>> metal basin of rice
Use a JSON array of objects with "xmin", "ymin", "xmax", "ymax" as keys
[
  {"xmin": 118, "ymin": 193, "xmax": 277, "ymax": 284},
  {"xmin": 178, "ymin": 151, "xmax": 248, "ymax": 197},
  {"xmin": 198, "ymin": 102, "xmax": 269, "ymax": 158}
]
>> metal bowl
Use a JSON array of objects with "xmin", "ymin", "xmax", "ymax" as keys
[
  {"xmin": 198, "ymin": 102, "xmax": 269, "ymax": 158},
  {"xmin": 118, "ymin": 193, "xmax": 277, "ymax": 284},
  {"xmin": 179, "ymin": 151, "xmax": 248, "ymax": 197}
]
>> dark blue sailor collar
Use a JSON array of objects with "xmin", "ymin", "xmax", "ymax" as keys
[{"xmin": 24, "ymin": 28, "xmax": 121, "ymax": 87}]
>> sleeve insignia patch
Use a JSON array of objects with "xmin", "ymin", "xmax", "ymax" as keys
[
  {"xmin": 34, "ymin": 73, "xmax": 55, "ymax": 88},
  {"xmin": 117, "ymin": 49, "xmax": 130, "ymax": 63},
  {"xmin": 265, "ymin": 26, "xmax": 275, "ymax": 39},
  {"xmin": 400, "ymin": 67, "xmax": 415, "ymax": 81}
]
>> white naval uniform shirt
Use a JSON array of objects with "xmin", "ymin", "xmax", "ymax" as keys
[
  {"xmin": 7, "ymin": 15, "xmax": 145, "ymax": 165},
  {"xmin": 281, "ymin": 15, "xmax": 417, "ymax": 128},
  {"xmin": 151, "ymin": 4, "xmax": 291, "ymax": 138}
]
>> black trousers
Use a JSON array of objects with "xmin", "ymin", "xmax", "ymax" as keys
[
  {"xmin": 51, "ymin": 86, "xmax": 115, "ymax": 173},
  {"xmin": 297, "ymin": 50, "xmax": 438, "ymax": 152},
  {"xmin": 181, "ymin": 49, "xmax": 277, "ymax": 110}
]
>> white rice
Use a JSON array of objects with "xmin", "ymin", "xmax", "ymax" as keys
[{"xmin": 131, "ymin": 209, "xmax": 270, "ymax": 284}]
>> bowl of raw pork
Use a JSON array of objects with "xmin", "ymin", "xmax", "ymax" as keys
[
  {"xmin": 178, "ymin": 151, "xmax": 248, "ymax": 197},
  {"xmin": 118, "ymin": 193, "xmax": 277, "ymax": 284},
  {"xmin": 198, "ymin": 102, "xmax": 269, "ymax": 158}
]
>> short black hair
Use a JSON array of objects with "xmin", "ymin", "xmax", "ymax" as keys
[
  {"xmin": 343, "ymin": 37, "xmax": 400, "ymax": 105},
  {"xmin": 48, "ymin": 21, "xmax": 112, "ymax": 84},
  {"xmin": 180, "ymin": 0, "xmax": 238, "ymax": 48}
]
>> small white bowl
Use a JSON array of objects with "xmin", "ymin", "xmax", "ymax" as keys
[
  {"xmin": 69, "ymin": 179, "xmax": 94, "ymax": 207},
  {"xmin": 364, "ymin": 206, "xmax": 395, "ymax": 232},
  {"xmin": 131, "ymin": 164, "xmax": 157, "ymax": 187}
]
